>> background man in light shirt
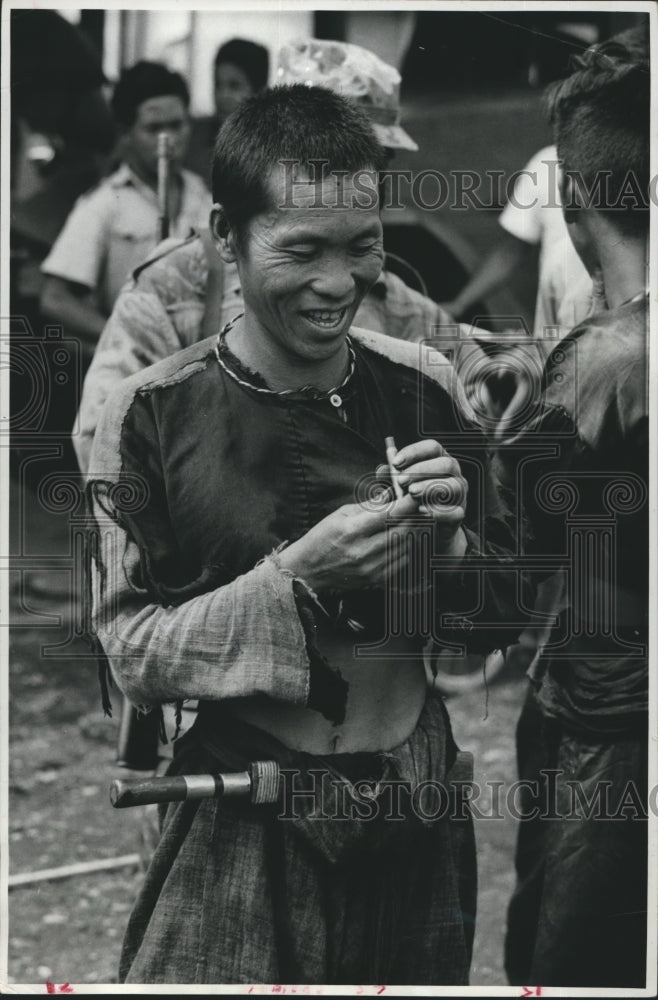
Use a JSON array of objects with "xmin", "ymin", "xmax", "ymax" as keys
[
  {"xmin": 40, "ymin": 60, "xmax": 210, "ymax": 364},
  {"xmin": 441, "ymin": 143, "xmax": 592, "ymax": 343}
]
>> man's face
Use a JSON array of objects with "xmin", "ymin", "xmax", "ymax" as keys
[
  {"xmin": 127, "ymin": 95, "xmax": 190, "ymax": 178},
  {"xmin": 232, "ymin": 165, "xmax": 384, "ymax": 365},
  {"xmin": 214, "ymin": 62, "xmax": 255, "ymax": 122}
]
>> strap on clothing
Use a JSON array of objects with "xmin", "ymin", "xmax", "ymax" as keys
[{"xmin": 199, "ymin": 227, "xmax": 225, "ymax": 338}]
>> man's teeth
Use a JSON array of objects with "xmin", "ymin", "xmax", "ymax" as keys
[{"xmin": 305, "ymin": 309, "xmax": 345, "ymax": 325}]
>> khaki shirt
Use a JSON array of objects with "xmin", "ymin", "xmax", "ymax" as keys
[{"xmin": 41, "ymin": 163, "xmax": 210, "ymax": 314}]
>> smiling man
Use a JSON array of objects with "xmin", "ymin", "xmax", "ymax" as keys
[
  {"xmin": 87, "ymin": 85, "xmax": 529, "ymax": 986},
  {"xmin": 72, "ymin": 39, "xmax": 454, "ymax": 477},
  {"xmin": 211, "ymin": 165, "xmax": 384, "ymax": 385}
]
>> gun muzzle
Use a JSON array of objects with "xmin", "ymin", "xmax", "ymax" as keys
[
  {"xmin": 110, "ymin": 759, "xmax": 280, "ymax": 809},
  {"xmin": 157, "ymin": 131, "xmax": 170, "ymax": 241}
]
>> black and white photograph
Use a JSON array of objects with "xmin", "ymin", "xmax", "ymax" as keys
[{"xmin": 2, "ymin": 1, "xmax": 655, "ymax": 993}]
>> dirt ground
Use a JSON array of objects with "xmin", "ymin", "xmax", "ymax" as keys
[{"xmin": 6, "ymin": 476, "xmax": 529, "ymax": 990}]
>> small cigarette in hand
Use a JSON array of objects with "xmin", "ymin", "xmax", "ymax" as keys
[{"xmin": 385, "ymin": 436, "xmax": 405, "ymax": 500}]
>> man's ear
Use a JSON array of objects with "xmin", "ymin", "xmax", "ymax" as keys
[
  {"xmin": 210, "ymin": 204, "xmax": 238, "ymax": 262},
  {"xmin": 560, "ymin": 170, "xmax": 580, "ymax": 225}
]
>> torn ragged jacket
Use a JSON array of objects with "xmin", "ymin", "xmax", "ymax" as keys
[
  {"xmin": 86, "ymin": 326, "xmax": 532, "ymax": 721},
  {"xmin": 75, "ymin": 233, "xmax": 454, "ymax": 473}
]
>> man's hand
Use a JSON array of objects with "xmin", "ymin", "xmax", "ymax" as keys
[
  {"xmin": 385, "ymin": 439, "xmax": 468, "ymax": 556},
  {"xmin": 276, "ymin": 440, "xmax": 468, "ymax": 591},
  {"xmin": 275, "ymin": 493, "xmax": 422, "ymax": 592}
]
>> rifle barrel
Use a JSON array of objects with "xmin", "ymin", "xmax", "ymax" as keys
[{"xmin": 157, "ymin": 131, "xmax": 170, "ymax": 241}]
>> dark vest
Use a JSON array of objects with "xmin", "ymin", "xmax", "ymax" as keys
[{"xmin": 117, "ymin": 338, "xmax": 487, "ymax": 634}]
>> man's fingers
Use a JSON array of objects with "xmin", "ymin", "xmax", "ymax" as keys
[
  {"xmin": 410, "ymin": 477, "xmax": 468, "ymax": 513},
  {"xmin": 418, "ymin": 504, "xmax": 466, "ymax": 524},
  {"xmin": 390, "ymin": 439, "xmax": 444, "ymax": 469},
  {"xmin": 376, "ymin": 493, "xmax": 420, "ymax": 522},
  {"xmin": 339, "ymin": 494, "xmax": 418, "ymax": 535},
  {"xmin": 397, "ymin": 456, "xmax": 461, "ymax": 486}
]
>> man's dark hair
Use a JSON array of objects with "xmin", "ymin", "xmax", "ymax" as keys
[
  {"xmin": 111, "ymin": 61, "xmax": 190, "ymax": 126},
  {"xmin": 545, "ymin": 29, "xmax": 649, "ymax": 234},
  {"xmin": 211, "ymin": 84, "xmax": 386, "ymax": 237},
  {"xmin": 213, "ymin": 38, "xmax": 269, "ymax": 92},
  {"xmin": 571, "ymin": 21, "xmax": 649, "ymax": 67}
]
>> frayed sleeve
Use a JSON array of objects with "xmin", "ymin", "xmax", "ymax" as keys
[{"xmin": 86, "ymin": 381, "xmax": 347, "ymax": 722}]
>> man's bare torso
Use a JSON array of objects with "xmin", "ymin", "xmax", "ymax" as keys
[{"xmin": 231, "ymin": 623, "xmax": 428, "ymax": 754}]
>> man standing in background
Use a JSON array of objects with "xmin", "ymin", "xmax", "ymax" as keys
[
  {"xmin": 185, "ymin": 37, "xmax": 270, "ymax": 183},
  {"xmin": 40, "ymin": 60, "xmax": 209, "ymax": 366},
  {"xmin": 440, "ymin": 142, "xmax": 592, "ymax": 342},
  {"xmin": 498, "ymin": 39, "xmax": 649, "ymax": 988}
]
